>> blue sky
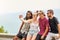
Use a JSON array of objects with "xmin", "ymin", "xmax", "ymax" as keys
[{"xmin": 0, "ymin": 0, "xmax": 60, "ymax": 34}]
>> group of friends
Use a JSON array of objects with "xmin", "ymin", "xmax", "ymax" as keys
[{"xmin": 13, "ymin": 9, "xmax": 60, "ymax": 40}]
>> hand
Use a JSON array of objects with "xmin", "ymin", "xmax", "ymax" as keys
[
  {"xmin": 41, "ymin": 35, "xmax": 44, "ymax": 40},
  {"xmin": 13, "ymin": 36, "xmax": 18, "ymax": 40},
  {"xmin": 19, "ymin": 15, "xmax": 23, "ymax": 18},
  {"xmin": 55, "ymin": 35, "xmax": 60, "ymax": 39}
]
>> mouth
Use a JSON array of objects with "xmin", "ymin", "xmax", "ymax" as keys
[{"xmin": 48, "ymin": 16, "xmax": 51, "ymax": 17}]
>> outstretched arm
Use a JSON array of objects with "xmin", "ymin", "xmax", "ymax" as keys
[{"xmin": 19, "ymin": 15, "xmax": 31, "ymax": 23}]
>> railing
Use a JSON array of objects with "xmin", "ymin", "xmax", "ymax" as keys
[{"xmin": 0, "ymin": 33, "xmax": 21, "ymax": 40}]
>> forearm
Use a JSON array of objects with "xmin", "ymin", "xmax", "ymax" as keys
[
  {"xmin": 18, "ymin": 26, "xmax": 22, "ymax": 32},
  {"xmin": 20, "ymin": 18, "xmax": 29, "ymax": 23},
  {"xmin": 58, "ymin": 24, "xmax": 60, "ymax": 37},
  {"xmin": 42, "ymin": 27, "xmax": 49, "ymax": 37},
  {"xmin": 18, "ymin": 22, "xmax": 24, "ymax": 33}
]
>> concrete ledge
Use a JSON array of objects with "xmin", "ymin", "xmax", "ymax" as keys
[
  {"xmin": 0, "ymin": 33, "xmax": 21, "ymax": 40},
  {"xmin": 0, "ymin": 33, "xmax": 15, "ymax": 37}
]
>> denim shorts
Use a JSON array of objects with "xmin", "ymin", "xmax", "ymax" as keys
[{"xmin": 28, "ymin": 30, "xmax": 38, "ymax": 36}]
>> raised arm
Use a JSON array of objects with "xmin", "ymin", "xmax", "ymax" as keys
[{"xmin": 19, "ymin": 15, "xmax": 31, "ymax": 23}]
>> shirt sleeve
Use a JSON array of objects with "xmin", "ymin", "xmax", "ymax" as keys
[
  {"xmin": 45, "ymin": 19, "xmax": 49, "ymax": 27},
  {"xmin": 54, "ymin": 17, "xmax": 59, "ymax": 24}
]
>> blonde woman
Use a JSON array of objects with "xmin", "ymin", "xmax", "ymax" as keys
[{"xmin": 19, "ymin": 12, "xmax": 39, "ymax": 40}]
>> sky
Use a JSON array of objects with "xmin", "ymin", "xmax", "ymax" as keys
[{"xmin": 0, "ymin": 0, "xmax": 60, "ymax": 34}]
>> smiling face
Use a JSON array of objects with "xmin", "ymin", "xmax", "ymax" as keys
[
  {"xmin": 32, "ymin": 12, "xmax": 38, "ymax": 19},
  {"xmin": 26, "ymin": 11, "xmax": 32, "ymax": 19},
  {"xmin": 26, "ymin": 13, "xmax": 32, "ymax": 18},
  {"xmin": 38, "ymin": 11, "xmax": 45, "ymax": 18}
]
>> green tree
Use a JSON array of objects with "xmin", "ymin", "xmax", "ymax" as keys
[{"xmin": 0, "ymin": 26, "xmax": 8, "ymax": 33}]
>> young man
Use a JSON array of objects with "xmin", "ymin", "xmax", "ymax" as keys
[
  {"xmin": 46, "ymin": 9, "xmax": 60, "ymax": 40},
  {"xmin": 36, "ymin": 10, "xmax": 49, "ymax": 40}
]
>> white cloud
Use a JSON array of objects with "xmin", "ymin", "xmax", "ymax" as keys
[{"xmin": 0, "ymin": 0, "xmax": 60, "ymax": 15}]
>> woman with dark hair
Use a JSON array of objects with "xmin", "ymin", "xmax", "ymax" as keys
[
  {"xmin": 25, "ymin": 11, "xmax": 32, "ymax": 20},
  {"xmin": 13, "ymin": 11, "xmax": 32, "ymax": 40}
]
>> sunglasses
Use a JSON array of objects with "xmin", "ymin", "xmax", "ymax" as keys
[{"xmin": 47, "ymin": 12, "xmax": 52, "ymax": 14}]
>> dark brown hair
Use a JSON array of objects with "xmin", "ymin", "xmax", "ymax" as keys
[
  {"xmin": 38, "ymin": 10, "xmax": 45, "ymax": 16},
  {"xmin": 25, "ymin": 11, "xmax": 32, "ymax": 20},
  {"xmin": 47, "ymin": 9, "xmax": 54, "ymax": 15}
]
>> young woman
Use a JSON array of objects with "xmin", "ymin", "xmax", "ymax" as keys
[
  {"xmin": 19, "ymin": 12, "xmax": 39, "ymax": 40},
  {"xmin": 13, "ymin": 11, "xmax": 32, "ymax": 40},
  {"xmin": 36, "ymin": 10, "xmax": 49, "ymax": 40}
]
